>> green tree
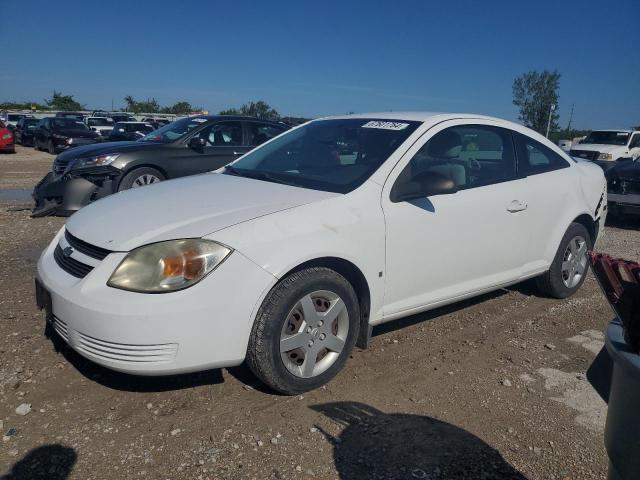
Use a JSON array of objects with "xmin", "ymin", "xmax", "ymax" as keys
[
  {"xmin": 0, "ymin": 100, "xmax": 48, "ymax": 111},
  {"xmin": 45, "ymin": 90, "xmax": 85, "ymax": 111},
  {"xmin": 123, "ymin": 95, "xmax": 160, "ymax": 114},
  {"xmin": 219, "ymin": 101, "xmax": 279, "ymax": 120},
  {"xmin": 512, "ymin": 70, "xmax": 561, "ymax": 135},
  {"xmin": 160, "ymin": 101, "xmax": 198, "ymax": 114}
]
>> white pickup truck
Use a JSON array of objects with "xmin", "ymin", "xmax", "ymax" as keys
[
  {"xmin": 86, "ymin": 117, "xmax": 115, "ymax": 138},
  {"xmin": 570, "ymin": 130, "xmax": 640, "ymax": 168}
]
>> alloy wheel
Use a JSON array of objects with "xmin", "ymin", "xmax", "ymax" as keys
[
  {"xmin": 561, "ymin": 235, "xmax": 588, "ymax": 288},
  {"xmin": 280, "ymin": 290, "xmax": 349, "ymax": 378},
  {"xmin": 131, "ymin": 174, "xmax": 161, "ymax": 188}
]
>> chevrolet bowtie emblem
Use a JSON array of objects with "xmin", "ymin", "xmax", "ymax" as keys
[{"xmin": 62, "ymin": 246, "xmax": 74, "ymax": 258}]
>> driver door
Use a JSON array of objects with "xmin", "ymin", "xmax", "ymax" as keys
[{"xmin": 381, "ymin": 120, "xmax": 529, "ymax": 318}]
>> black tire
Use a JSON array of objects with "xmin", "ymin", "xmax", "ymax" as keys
[
  {"xmin": 47, "ymin": 140, "xmax": 56, "ymax": 155},
  {"xmin": 246, "ymin": 267, "xmax": 360, "ymax": 395},
  {"xmin": 118, "ymin": 167, "xmax": 165, "ymax": 191},
  {"xmin": 33, "ymin": 138, "xmax": 40, "ymax": 150},
  {"xmin": 536, "ymin": 222, "xmax": 592, "ymax": 299}
]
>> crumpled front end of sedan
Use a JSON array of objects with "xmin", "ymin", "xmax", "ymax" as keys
[
  {"xmin": 32, "ymin": 158, "xmax": 121, "ymax": 217},
  {"xmin": 35, "ymin": 226, "xmax": 276, "ymax": 375}
]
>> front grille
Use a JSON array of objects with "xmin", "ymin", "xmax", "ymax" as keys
[
  {"xmin": 53, "ymin": 158, "xmax": 71, "ymax": 174},
  {"xmin": 54, "ymin": 244, "xmax": 93, "ymax": 278},
  {"xmin": 75, "ymin": 331, "xmax": 178, "ymax": 364},
  {"xmin": 570, "ymin": 149, "xmax": 599, "ymax": 161},
  {"xmin": 65, "ymin": 230, "xmax": 111, "ymax": 260}
]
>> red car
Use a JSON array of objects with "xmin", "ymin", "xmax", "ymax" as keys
[{"xmin": 0, "ymin": 120, "xmax": 15, "ymax": 153}]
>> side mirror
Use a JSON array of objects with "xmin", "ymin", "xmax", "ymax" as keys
[
  {"xmin": 188, "ymin": 136, "xmax": 206, "ymax": 150},
  {"xmin": 391, "ymin": 170, "xmax": 458, "ymax": 203}
]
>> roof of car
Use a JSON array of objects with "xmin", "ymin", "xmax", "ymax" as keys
[
  {"xmin": 589, "ymin": 129, "xmax": 633, "ymax": 133},
  {"xmin": 321, "ymin": 111, "xmax": 504, "ymax": 122},
  {"xmin": 195, "ymin": 115, "xmax": 286, "ymax": 125}
]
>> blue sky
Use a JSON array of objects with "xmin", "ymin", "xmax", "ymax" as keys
[{"xmin": 1, "ymin": 0, "xmax": 638, "ymax": 129}]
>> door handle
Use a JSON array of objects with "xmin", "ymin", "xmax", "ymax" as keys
[
  {"xmin": 232, "ymin": 151, "xmax": 244, "ymax": 155},
  {"xmin": 507, "ymin": 200, "xmax": 527, "ymax": 213}
]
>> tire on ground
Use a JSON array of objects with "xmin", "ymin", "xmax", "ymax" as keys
[
  {"xmin": 536, "ymin": 222, "xmax": 592, "ymax": 299},
  {"xmin": 246, "ymin": 267, "xmax": 360, "ymax": 395},
  {"xmin": 118, "ymin": 167, "xmax": 165, "ymax": 191}
]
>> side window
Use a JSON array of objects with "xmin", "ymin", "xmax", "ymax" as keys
[
  {"xmin": 630, "ymin": 134, "xmax": 640, "ymax": 149},
  {"xmin": 248, "ymin": 123, "xmax": 286, "ymax": 146},
  {"xmin": 206, "ymin": 121, "xmax": 242, "ymax": 146},
  {"xmin": 397, "ymin": 125, "xmax": 516, "ymax": 190},
  {"xmin": 514, "ymin": 133, "xmax": 569, "ymax": 175}
]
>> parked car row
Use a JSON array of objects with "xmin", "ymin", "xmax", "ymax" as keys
[{"xmin": 1, "ymin": 111, "xmax": 172, "ymax": 151}]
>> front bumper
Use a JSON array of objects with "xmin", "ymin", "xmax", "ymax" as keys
[
  {"xmin": 36, "ymin": 229, "xmax": 276, "ymax": 375},
  {"xmin": 608, "ymin": 193, "xmax": 640, "ymax": 216},
  {"xmin": 32, "ymin": 167, "xmax": 120, "ymax": 217}
]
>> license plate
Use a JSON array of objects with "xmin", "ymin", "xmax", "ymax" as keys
[{"xmin": 34, "ymin": 278, "xmax": 53, "ymax": 323}]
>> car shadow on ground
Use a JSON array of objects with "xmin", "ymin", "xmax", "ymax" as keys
[
  {"xmin": 46, "ymin": 325, "xmax": 223, "ymax": 392},
  {"xmin": 0, "ymin": 444, "xmax": 76, "ymax": 480},
  {"xmin": 310, "ymin": 402, "xmax": 527, "ymax": 480}
]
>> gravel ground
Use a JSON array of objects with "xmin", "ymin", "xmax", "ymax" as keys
[{"xmin": 1, "ymin": 146, "xmax": 639, "ymax": 479}]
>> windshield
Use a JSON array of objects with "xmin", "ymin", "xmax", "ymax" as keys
[
  {"xmin": 87, "ymin": 118, "xmax": 114, "ymax": 126},
  {"xmin": 140, "ymin": 117, "xmax": 208, "ymax": 143},
  {"xmin": 583, "ymin": 131, "xmax": 630, "ymax": 146},
  {"xmin": 226, "ymin": 118, "xmax": 421, "ymax": 193},
  {"xmin": 8, "ymin": 114, "xmax": 25, "ymax": 121},
  {"xmin": 52, "ymin": 118, "xmax": 88, "ymax": 130},
  {"xmin": 24, "ymin": 118, "xmax": 39, "ymax": 128}
]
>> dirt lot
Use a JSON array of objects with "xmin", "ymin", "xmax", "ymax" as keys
[{"xmin": 1, "ymin": 146, "xmax": 639, "ymax": 479}]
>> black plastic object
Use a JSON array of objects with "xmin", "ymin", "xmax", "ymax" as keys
[{"xmin": 604, "ymin": 320, "xmax": 640, "ymax": 480}]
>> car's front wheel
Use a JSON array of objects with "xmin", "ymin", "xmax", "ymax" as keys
[
  {"xmin": 536, "ymin": 222, "xmax": 592, "ymax": 299},
  {"xmin": 47, "ymin": 140, "xmax": 56, "ymax": 155},
  {"xmin": 118, "ymin": 167, "xmax": 165, "ymax": 191},
  {"xmin": 247, "ymin": 267, "xmax": 360, "ymax": 394}
]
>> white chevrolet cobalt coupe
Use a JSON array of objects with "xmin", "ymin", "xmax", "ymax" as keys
[{"xmin": 36, "ymin": 113, "xmax": 607, "ymax": 393}]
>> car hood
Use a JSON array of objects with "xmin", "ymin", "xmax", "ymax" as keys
[
  {"xmin": 573, "ymin": 144, "xmax": 625, "ymax": 153},
  {"xmin": 65, "ymin": 173, "xmax": 338, "ymax": 252},
  {"xmin": 56, "ymin": 140, "xmax": 162, "ymax": 160}
]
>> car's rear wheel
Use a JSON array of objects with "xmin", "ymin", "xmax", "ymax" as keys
[
  {"xmin": 536, "ymin": 222, "xmax": 591, "ymax": 299},
  {"xmin": 247, "ymin": 267, "xmax": 360, "ymax": 394},
  {"xmin": 118, "ymin": 167, "xmax": 165, "ymax": 191},
  {"xmin": 47, "ymin": 140, "xmax": 56, "ymax": 155}
]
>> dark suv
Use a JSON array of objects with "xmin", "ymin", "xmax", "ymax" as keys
[
  {"xmin": 32, "ymin": 115, "xmax": 289, "ymax": 216},
  {"xmin": 14, "ymin": 117, "xmax": 41, "ymax": 146},
  {"xmin": 33, "ymin": 117, "xmax": 101, "ymax": 154}
]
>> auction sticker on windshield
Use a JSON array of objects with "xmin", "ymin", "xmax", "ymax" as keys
[{"xmin": 361, "ymin": 121, "xmax": 409, "ymax": 130}]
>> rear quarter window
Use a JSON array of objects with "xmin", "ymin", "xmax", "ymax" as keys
[{"xmin": 514, "ymin": 133, "xmax": 570, "ymax": 176}]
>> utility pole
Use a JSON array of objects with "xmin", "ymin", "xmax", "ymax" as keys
[
  {"xmin": 111, "ymin": 98, "xmax": 114, "ymax": 111},
  {"xmin": 566, "ymin": 103, "xmax": 574, "ymax": 133},
  {"xmin": 545, "ymin": 104, "xmax": 556, "ymax": 138}
]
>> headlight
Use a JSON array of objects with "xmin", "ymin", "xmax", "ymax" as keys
[
  {"xmin": 1, "ymin": 133, "xmax": 11, "ymax": 140},
  {"xmin": 107, "ymin": 239, "xmax": 232, "ymax": 293},
  {"xmin": 75, "ymin": 153, "xmax": 120, "ymax": 168},
  {"xmin": 598, "ymin": 153, "xmax": 613, "ymax": 160}
]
